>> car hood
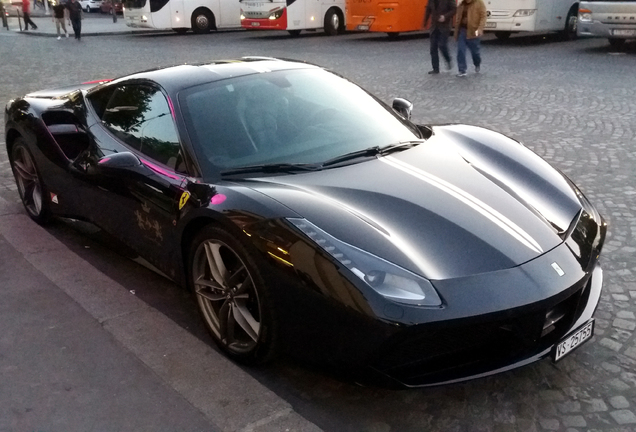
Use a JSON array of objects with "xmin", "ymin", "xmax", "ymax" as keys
[{"xmin": 242, "ymin": 125, "xmax": 583, "ymax": 280}]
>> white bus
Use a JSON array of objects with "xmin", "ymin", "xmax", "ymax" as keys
[
  {"xmin": 124, "ymin": 0, "xmax": 241, "ymax": 33},
  {"xmin": 578, "ymin": 0, "xmax": 636, "ymax": 48},
  {"xmin": 240, "ymin": 0, "xmax": 345, "ymax": 36},
  {"xmin": 484, "ymin": 0, "xmax": 579, "ymax": 40}
]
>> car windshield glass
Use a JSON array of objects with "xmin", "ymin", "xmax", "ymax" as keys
[{"xmin": 179, "ymin": 68, "xmax": 422, "ymax": 177}]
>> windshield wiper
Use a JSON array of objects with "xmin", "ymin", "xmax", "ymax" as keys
[
  {"xmin": 320, "ymin": 147, "xmax": 381, "ymax": 167},
  {"xmin": 379, "ymin": 140, "xmax": 426, "ymax": 155},
  {"xmin": 221, "ymin": 163, "xmax": 318, "ymax": 176},
  {"xmin": 321, "ymin": 140, "xmax": 425, "ymax": 168}
]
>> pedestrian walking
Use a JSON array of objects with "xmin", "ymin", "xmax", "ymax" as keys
[
  {"xmin": 65, "ymin": 0, "xmax": 82, "ymax": 40},
  {"xmin": 52, "ymin": 0, "xmax": 69, "ymax": 39},
  {"xmin": 454, "ymin": 0, "xmax": 487, "ymax": 77},
  {"xmin": 21, "ymin": 0, "xmax": 38, "ymax": 30},
  {"xmin": 423, "ymin": 0, "xmax": 456, "ymax": 74}
]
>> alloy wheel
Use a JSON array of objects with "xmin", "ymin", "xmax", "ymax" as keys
[
  {"xmin": 13, "ymin": 144, "xmax": 43, "ymax": 218},
  {"xmin": 193, "ymin": 239, "xmax": 262, "ymax": 354}
]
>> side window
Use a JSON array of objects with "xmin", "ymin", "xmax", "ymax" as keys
[{"xmin": 101, "ymin": 84, "xmax": 184, "ymax": 171}]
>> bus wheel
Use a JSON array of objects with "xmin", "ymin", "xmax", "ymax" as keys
[
  {"xmin": 562, "ymin": 6, "xmax": 578, "ymax": 40},
  {"xmin": 494, "ymin": 31, "xmax": 511, "ymax": 40},
  {"xmin": 173, "ymin": 28, "xmax": 188, "ymax": 34},
  {"xmin": 324, "ymin": 8, "xmax": 342, "ymax": 36},
  {"xmin": 192, "ymin": 9, "xmax": 214, "ymax": 34},
  {"xmin": 386, "ymin": 32, "xmax": 400, "ymax": 39},
  {"xmin": 609, "ymin": 38, "xmax": 626, "ymax": 49},
  {"xmin": 288, "ymin": 30, "xmax": 301, "ymax": 36}
]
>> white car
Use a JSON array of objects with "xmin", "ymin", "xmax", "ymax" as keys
[{"xmin": 79, "ymin": 0, "xmax": 100, "ymax": 12}]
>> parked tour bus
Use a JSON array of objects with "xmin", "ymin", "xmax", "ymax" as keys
[
  {"xmin": 578, "ymin": 0, "xmax": 636, "ymax": 48},
  {"xmin": 124, "ymin": 0, "xmax": 241, "ymax": 33},
  {"xmin": 345, "ymin": 0, "xmax": 430, "ymax": 37},
  {"xmin": 484, "ymin": 0, "xmax": 579, "ymax": 40},
  {"xmin": 240, "ymin": 0, "xmax": 346, "ymax": 36}
]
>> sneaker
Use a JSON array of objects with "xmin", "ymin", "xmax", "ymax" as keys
[
  {"xmin": 457, "ymin": 72, "xmax": 467, "ymax": 77},
  {"xmin": 57, "ymin": 36, "xmax": 61, "ymax": 40},
  {"xmin": 428, "ymin": 70, "xmax": 440, "ymax": 75},
  {"xmin": 475, "ymin": 66, "xmax": 480, "ymax": 73}
]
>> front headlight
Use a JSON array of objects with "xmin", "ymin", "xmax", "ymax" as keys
[
  {"xmin": 579, "ymin": 9, "xmax": 592, "ymax": 22},
  {"xmin": 269, "ymin": 8, "xmax": 283, "ymax": 19},
  {"xmin": 513, "ymin": 9, "xmax": 536, "ymax": 17},
  {"xmin": 288, "ymin": 218, "xmax": 442, "ymax": 306}
]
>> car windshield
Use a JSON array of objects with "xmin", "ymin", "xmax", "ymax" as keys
[{"xmin": 179, "ymin": 68, "xmax": 423, "ymax": 177}]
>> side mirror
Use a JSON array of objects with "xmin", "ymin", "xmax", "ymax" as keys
[
  {"xmin": 97, "ymin": 151, "xmax": 142, "ymax": 169},
  {"xmin": 187, "ymin": 181, "xmax": 216, "ymax": 206},
  {"xmin": 392, "ymin": 98, "xmax": 413, "ymax": 120}
]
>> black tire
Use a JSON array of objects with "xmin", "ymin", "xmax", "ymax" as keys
[
  {"xmin": 172, "ymin": 28, "xmax": 188, "ymax": 34},
  {"xmin": 191, "ymin": 9, "xmax": 214, "ymax": 34},
  {"xmin": 10, "ymin": 138, "xmax": 51, "ymax": 225},
  {"xmin": 188, "ymin": 225, "xmax": 279, "ymax": 365},
  {"xmin": 562, "ymin": 7, "xmax": 578, "ymax": 40},
  {"xmin": 324, "ymin": 8, "xmax": 342, "ymax": 36},
  {"xmin": 609, "ymin": 38, "xmax": 626, "ymax": 49},
  {"xmin": 495, "ymin": 31, "xmax": 511, "ymax": 40},
  {"xmin": 288, "ymin": 29, "xmax": 301, "ymax": 36}
]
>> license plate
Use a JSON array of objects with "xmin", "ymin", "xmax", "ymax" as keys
[
  {"xmin": 251, "ymin": 22, "xmax": 260, "ymax": 26},
  {"xmin": 485, "ymin": 22, "xmax": 496, "ymax": 28},
  {"xmin": 612, "ymin": 29, "xmax": 636, "ymax": 36},
  {"xmin": 553, "ymin": 319, "xmax": 594, "ymax": 362}
]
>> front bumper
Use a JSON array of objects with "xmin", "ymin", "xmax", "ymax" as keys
[{"xmin": 578, "ymin": 19, "xmax": 636, "ymax": 38}]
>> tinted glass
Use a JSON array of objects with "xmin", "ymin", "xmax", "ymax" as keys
[
  {"xmin": 102, "ymin": 84, "xmax": 183, "ymax": 170},
  {"xmin": 180, "ymin": 68, "xmax": 421, "ymax": 176},
  {"xmin": 123, "ymin": 0, "xmax": 144, "ymax": 9},
  {"xmin": 149, "ymin": 0, "xmax": 168, "ymax": 12}
]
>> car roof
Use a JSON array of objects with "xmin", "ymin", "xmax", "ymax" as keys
[{"xmin": 110, "ymin": 57, "xmax": 322, "ymax": 94}]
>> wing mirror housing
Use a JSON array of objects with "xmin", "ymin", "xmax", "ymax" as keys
[
  {"xmin": 187, "ymin": 181, "xmax": 216, "ymax": 207},
  {"xmin": 392, "ymin": 98, "xmax": 413, "ymax": 120},
  {"xmin": 97, "ymin": 152, "xmax": 142, "ymax": 169}
]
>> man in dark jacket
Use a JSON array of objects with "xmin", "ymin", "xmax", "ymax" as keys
[
  {"xmin": 423, "ymin": 0, "xmax": 456, "ymax": 74},
  {"xmin": 66, "ymin": 0, "xmax": 82, "ymax": 39}
]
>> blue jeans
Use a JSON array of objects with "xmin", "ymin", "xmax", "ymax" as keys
[
  {"xmin": 457, "ymin": 28, "xmax": 481, "ymax": 73},
  {"xmin": 430, "ymin": 27, "xmax": 451, "ymax": 72}
]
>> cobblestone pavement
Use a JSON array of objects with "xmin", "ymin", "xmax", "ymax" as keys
[{"xmin": 1, "ymin": 29, "xmax": 636, "ymax": 432}]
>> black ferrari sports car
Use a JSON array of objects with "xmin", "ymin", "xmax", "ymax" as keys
[{"xmin": 5, "ymin": 57, "xmax": 606, "ymax": 387}]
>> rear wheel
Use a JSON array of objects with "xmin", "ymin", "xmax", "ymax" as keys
[
  {"xmin": 189, "ymin": 225, "xmax": 279, "ymax": 364},
  {"xmin": 324, "ymin": 8, "xmax": 342, "ymax": 36},
  {"xmin": 288, "ymin": 29, "xmax": 301, "ymax": 36},
  {"xmin": 191, "ymin": 9, "xmax": 214, "ymax": 34},
  {"xmin": 609, "ymin": 38, "xmax": 626, "ymax": 49},
  {"xmin": 10, "ymin": 138, "xmax": 51, "ymax": 225},
  {"xmin": 495, "ymin": 31, "xmax": 511, "ymax": 40}
]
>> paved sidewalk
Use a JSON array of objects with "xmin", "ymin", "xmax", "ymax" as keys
[{"xmin": 1, "ymin": 11, "xmax": 168, "ymax": 36}]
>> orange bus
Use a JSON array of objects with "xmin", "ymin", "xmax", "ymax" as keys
[{"xmin": 346, "ymin": 0, "xmax": 430, "ymax": 37}]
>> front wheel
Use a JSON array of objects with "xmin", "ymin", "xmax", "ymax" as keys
[
  {"xmin": 609, "ymin": 38, "xmax": 626, "ymax": 49},
  {"xmin": 494, "ymin": 31, "xmax": 511, "ymax": 40},
  {"xmin": 10, "ymin": 138, "xmax": 51, "ymax": 225},
  {"xmin": 562, "ymin": 7, "xmax": 578, "ymax": 40},
  {"xmin": 192, "ymin": 9, "xmax": 214, "ymax": 34},
  {"xmin": 324, "ymin": 8, "xmax": 342, "ymax": 36},
  {"xmin": 189, "ymin": 225, "xmax": 279, "ymax": 364}
]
